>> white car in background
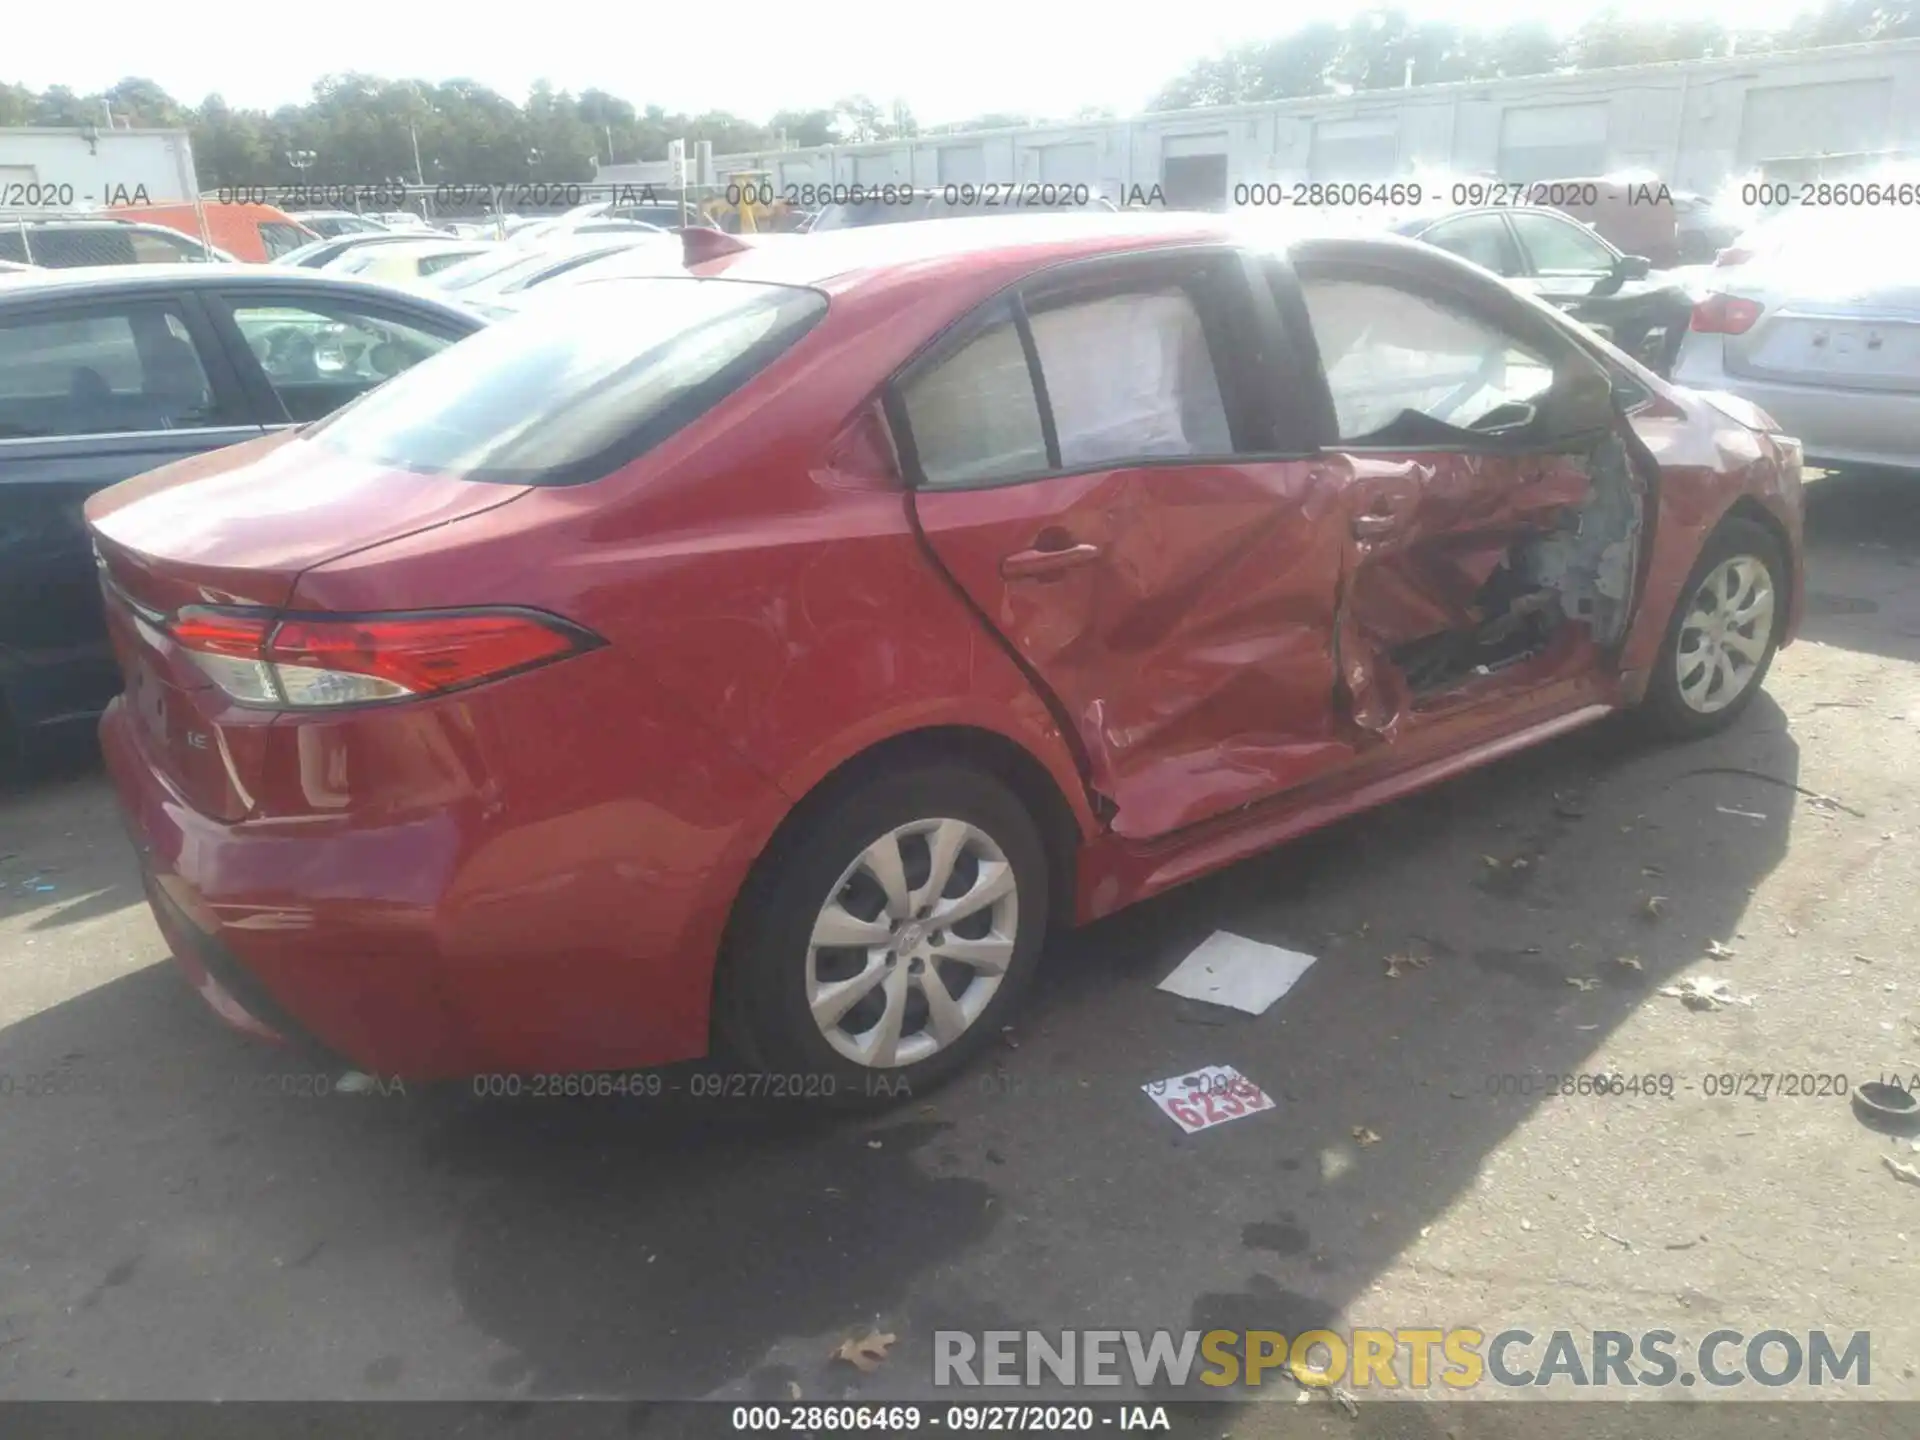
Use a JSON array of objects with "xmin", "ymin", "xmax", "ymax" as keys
[
  {"xmin": 426, "ymin": 232, "xmax": 682, "ymax": 317},
  {"xmin": 324, "ymin": 238, "xmax": 497, "ymax": 287},
  {"xmin": 1673, "ymin": 204, "xmax": 1920, "ymax": 471}
]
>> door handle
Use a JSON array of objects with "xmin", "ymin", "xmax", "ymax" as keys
[{"xmin": 1001, "ymin": 542, "xmax": 1103, "ymax": 580}]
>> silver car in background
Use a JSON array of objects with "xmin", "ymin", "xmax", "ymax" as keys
[{"xmin": 1672, "ymin": 205, "xmax": 1920, "ymax": 471}]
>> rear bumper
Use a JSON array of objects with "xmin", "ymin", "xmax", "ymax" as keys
[
  {"xmin": 99, "ymin": 680, "xmax": 771, "ymax": 1080},
  {"xmin": 1673, "ymin": 337, "xmax": 1920, "ymax": 471}
]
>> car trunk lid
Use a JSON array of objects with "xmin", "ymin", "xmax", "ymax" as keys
[
  {"xmin": 1722, "ymin": 253, "xmax": 1920, "ymax": 393},
  {"xmin": 86, "ymin": 428, "xmax": 531, "ymax": 819}
]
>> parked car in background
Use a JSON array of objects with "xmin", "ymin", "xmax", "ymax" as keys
[
  {"xmin": 1391, "ymin": 205, "xmax": 1693, "ymax": 375},
  {"xmin": 1671, "ymin": 191, "xmax": 1746, "ymax": 266},
  {"xmin": 810, "ymin": 188, "xmax": 1119, "ymax": 231},
  {"xmin": 1, "ymin": 218, "xmax": 233, "ymax": 267},
  {"xmin": 273, "ymin": 231, "xmax": 433, "ymax": 270},
  {"xmin": 288, "ymin": 210, "xmax": 391, "ymax": 240},
  {"xmin": 1673, "ymin": 205, "xmax": 1920, "ymax": 472},
  {"xmin": 369, "ymin": 211, "xmax": 439, "ymax": 233},
  {"xmin": 434, "ymin": 233, "xmax": 685, "ymax": 318},
  {"xmin": 327, "ymin": 238, "xmax": 496, "ymax": 285},
  {"xmin": 108, "ymin": 202, "xmax": 316, "ymax": 262},
  {"xmin": 0, "ymin": 265, "xmax": 484, "ymax": 765},
  {"xmin": 85, "ymin": 216, "xmax": 1802, "ymax": 1097},
  {"xmin": 1528, "ymin": 174, "xmax": 1681, "ymax": 266}
]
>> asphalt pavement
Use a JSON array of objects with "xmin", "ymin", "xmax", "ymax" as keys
[{"xmin": 1, "ymin": 470, "xmax": 1917, "ymax": 1419}]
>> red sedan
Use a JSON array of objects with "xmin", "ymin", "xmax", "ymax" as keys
[{"xmin": 88, "ymin": 214, "xmax": 1805, "ymax": 1094}]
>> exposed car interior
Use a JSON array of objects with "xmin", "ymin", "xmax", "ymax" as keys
[{"xmin": 1300, "ymin": 273, "xmax": 1645, "ymax": 723}]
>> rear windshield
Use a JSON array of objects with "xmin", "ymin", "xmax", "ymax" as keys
[{"xmin": 304, "ymin": 277, "xmax": 828, "ymax": 485}]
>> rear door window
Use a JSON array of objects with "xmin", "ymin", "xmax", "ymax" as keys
[
  {"xmin": 1509, "ymin": 212, "xmax": 1615, "ymax": 276},
  {"xmin": 219, "ymin": 298, "xmax": 466, "ymax": 423},
  {"xmin": 1419, "ymin": 213, "xmax": 1523, "ymax": 276},
  {"xmin": 0, "ymin": 302, "xmax": 229, "ymax": 438},
  {"xmin": 897, "ymin": 272, "xmax": 1241, "ymax": 488},
  {"xmin": 303, "ymin": 277, "xmax": 828, "ymax": 484},
  {"xmin": 896, "ymin": 306, "xmax": 1051, "ymax": 485}
]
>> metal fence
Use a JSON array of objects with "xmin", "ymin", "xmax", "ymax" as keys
[{"xmin": 1, "ymin": 206, "xmax": 225, "ymax": 268}]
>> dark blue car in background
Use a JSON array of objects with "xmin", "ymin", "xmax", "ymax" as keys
[{"xmin": 0, "ymin": 265, "xmax": 485, "ymax": 770}]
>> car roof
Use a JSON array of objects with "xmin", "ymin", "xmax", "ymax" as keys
[
  {"xmin": 0, "ymin": 262, "xmax": 483, "ymax": 315},
  {"xmin": 355, "ymin": 237, "xmax": 489, "ymax": 255},
  {"xmin": 681, "ymin": 211, "xmax": 1230, "ymax": 291},
  {"xmin": 0, "ymin": 217, "xmax": 181, "ymax": 231}
]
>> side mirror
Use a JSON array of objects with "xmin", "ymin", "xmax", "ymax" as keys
[{"xmin": 1614, "ymin": 254, "xmax": 1653, "ymax": 282}]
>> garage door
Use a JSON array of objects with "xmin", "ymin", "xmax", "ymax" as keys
[
  {"xmin": 1310, "ymin": 120, "xmax": 1400, "ymax": 182},
  {"xmin": 1159, "ymin": 133, "xmax": 1229, "ymax": 209},
  {"xmin": 938, "ymin": 145, "xmax": 986, "ymax": 185},
  {"xmin": 778, "ymin": 158, "xmax": 821, "ymax": 189},
  {"xmin": 853, "ymin": 153, "xmax": 902, "ymax": 185},
  {"xmin": 1739, "ymin": 80, "xmax": 1892, "ymax": 165},
  {"xmin": 1026, "ymin": 143, "xmax": 1094, "ymax": 186},
  {"xmin": 1498, "ymin": 104, "xmax": 1609, "ymax": 181}
]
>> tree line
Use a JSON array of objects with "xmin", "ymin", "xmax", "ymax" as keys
[{"xmin": 0, "ymin": 0, "xmax": 1910, "ymax": 189}]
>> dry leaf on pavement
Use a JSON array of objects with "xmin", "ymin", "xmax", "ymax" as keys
[
  {"xmin": 1567, "ymin": 976, "xmax": 1600, "ymax": 991},
  {"xmin": 1384, "ymin": 953, "xmax": 1428, "ymax": 979},
  {"xmin": 831, "ymin": 1331, "xmax": 897, "ymax": 1372},
  {"xmin": 1885, "ymin": 1156, "xmax": 1920, "ymax": 1187},
  {"xmin": 1705, "ymin": 940, "xmax": 1737, "ymax": 960},
  {"xmin": 1658, "ymin": 976, "xmax": 1752, "ymax": 1011},
  {"xmin": 1352, "ymin": 1126, "xmax": 1381, "ymax": 1146},
  {"xmin": 1615, "ymin": 956, "xmax": 1644, "ymax": 971}
]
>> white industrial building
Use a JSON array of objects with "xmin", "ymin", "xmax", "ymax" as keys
[
  {"xmin": 0, "ymin": 128, "xmax": 201, "ymax": 206},
  {"xmin": 597, "ymin": 37, "xmax": 1920, "ymax": 206}
]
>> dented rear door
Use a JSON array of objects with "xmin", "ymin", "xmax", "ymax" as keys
[{"xmin": 899, "ymin": 249, "xmax": 1356, "ymax": 841}]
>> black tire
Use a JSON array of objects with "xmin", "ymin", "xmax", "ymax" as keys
[
  {"xmin": 716, "ymin": 762, "xmax": 1050, "ymax": 1107},
  {"xmin": 1639, "ymin": 516, "xmax": 1788, "ymax": 739}
]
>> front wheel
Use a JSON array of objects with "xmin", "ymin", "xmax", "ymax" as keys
[
  {"xmin": 1640, "ymin": 517, "xmax": 1787, "ymax": 738},
  {"xmin": 717, "ymin": 763, "xmax": 1050, "ymax": 1103}
]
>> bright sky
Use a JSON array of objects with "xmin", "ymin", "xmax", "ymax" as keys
[{"xmin": 12, "ymin": 0, "xmax": 1818, "ymax": 125}]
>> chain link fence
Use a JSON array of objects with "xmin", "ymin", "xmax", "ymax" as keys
[{"xmin": 0, "ymin": 210, "xmax": 226, "ymax": 268}]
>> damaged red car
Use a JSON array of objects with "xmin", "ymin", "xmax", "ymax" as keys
[{"xmin": 89, "ymin": 215, "xmax": 1804, "ymax": 1092}]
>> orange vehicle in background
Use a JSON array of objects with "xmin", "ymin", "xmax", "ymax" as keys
[{"xmin": 106, "ymin": 201, "xmax": 317, "ymax": 262}]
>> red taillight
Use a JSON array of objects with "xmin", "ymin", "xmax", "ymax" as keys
[
  {"xmin": 1690, "ymin": 293, "xmax": 1764, "ymax": 335},
  {"xmin": 166, "ymin": 606, "xmax": 599, "ymax": 708},
  {"xmin": 168, "ymin": 609, "xmax": 273, "ymax": 658},
  {"xmin": 1712, "ymin": 246, "xmax": 1753, "ymax": 267}
]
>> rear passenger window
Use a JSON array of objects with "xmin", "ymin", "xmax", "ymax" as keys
[
  {"xmin": 898, "ymin": 285, "xmax": 1235, "ymax": 488},
  {"xmin": 898, "ymin": 307, "xmax": 1050, "ymax": 486},
  {"xmin": 0, "ymin": 304, "xmax": 222, "ymax": 439}
]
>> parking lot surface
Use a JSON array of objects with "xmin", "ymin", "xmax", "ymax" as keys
[{"xmin": 1, "ymin": 471, "xmax": 1917, "ymax": 1412}]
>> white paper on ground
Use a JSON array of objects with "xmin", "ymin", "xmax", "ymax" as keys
[
  {"xmin": 1142, "ymin": 1064, "xmax": 1276, "ymax": 1134},
  {"xmin": 1156, "ymin": 930, "xmax": 1317, "ymax": 1015}
]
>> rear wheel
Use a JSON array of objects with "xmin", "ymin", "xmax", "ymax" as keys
[
  {"xmin": 717, "ymin": 763, "xmax": 1049, "ymax": 1104},
  {"xmin": 1640, "ymin": 517, "xmax": 1787, "ymax": 738}
]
